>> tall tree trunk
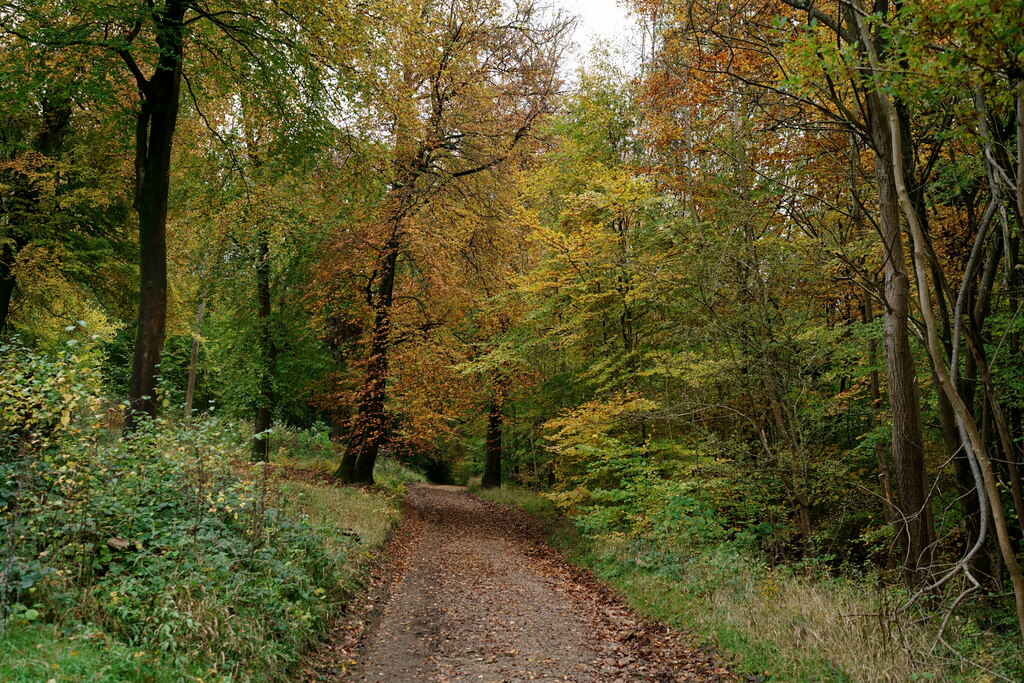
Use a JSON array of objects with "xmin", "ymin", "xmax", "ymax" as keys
[
  {"xmin": 252, "ymin": 231, "xmax": 276, "ymax": 461},
  {"xmin": 125, "ymin": 3, "xmax": 186, "ymax": 430},
  {"xmin": 1010, "ymin": 406, "xmax": 1024, "ymax": 539},
  {"xmin": 336, "ymin": 235, "xmax": 399, "ymax": 484},
  {"xmin": 866, "ymin": 87, "xmax": 934, "ymax": 588},
  {"xmin": 854, "ymin": 140, "xmax": 901, "ymax": 557},
  {"xmin": 1008, "ymin": 89, "xmax": 1024, "ymax": 539},
  {"xmin": 183, "ymin": 297, "xmax": 205, "ymax": 422},
  {"xmin": 954, "ymin": 344, "xmax": 991, "ymax": 578},
  {"xmin": 976, "ymin": 353, "xmax": 1024, "ymax": 549},
  {"xmin": 864, "ymin": 295, "xmax": 900, "ymax": 546},
  {"xmin": 1015, "ymin": 91, "xmax": 1024, "ymax": 238},
  {"xmin": 482, "ymin": 400, "xmax": 503, "ymax": 489},
  {"xmin": 855, "ymin": 5, "xmax": 1024, "ymax": 632}
]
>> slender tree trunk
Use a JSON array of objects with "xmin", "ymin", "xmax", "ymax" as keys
[
  {"xmin": 125, "ymin": 3, "xmax": 186, "ymax": 430},
  {"xmin": 764, "ymin": 394, "xmax": 812, "ymax": 552},
  {"xmin": 955, "ymin": 334, "xmax": 991, "ymax": 577},
  {"xmin": 1010, "ymin": 406, "xmax": 1024, "ymax": 538},
  {"xmin": 792, "ymin": 462, "xmax": 813, "ymax": 553},
  {"xmin": 336, "ymin": 235, "xmax": 400, "ymax": 484},
  {"xmin": 183, "ymin": 297, "xmax": 205, "ymax": 422},
  {"xmin": 864, "ymin": 296, "xmax": 900, "ymax": 547},
  {"xmin": 252, "ymin": 231, "xmax": 276, "ymax": 461},
  {"xmin": 866, "ymin": 87, "xmax": 934, "ymax": 588},
  {"xmin": 976, "ymin": 355, "xmax": 1024, "ymax": 549},
  {"xmin": 855, "ymin": 6, "xmax": 1024, "ymax": 631},
  {"xmin": 933, "ymin": 368, "xmax": 963, "ymax": 465},
  {"xmin": 1008, "ymin": 89, "xmax": 1024, "ymax": 538},
  {"xmin": 1016, "ymin": 92, "xmax": 1024, "ymax": 236},
  {"xmin": 855, "ymin": 145, "xmax": 901, "ymax": 557},
  {"xmin": 482, "ymin": 400, "xmax": 503, "ymax": 489}
]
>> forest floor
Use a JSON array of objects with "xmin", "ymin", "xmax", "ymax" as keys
[{"xmin": 302, "ymin": 484, "xmax": 735, "ymax": 682}]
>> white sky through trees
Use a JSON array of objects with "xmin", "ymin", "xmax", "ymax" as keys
[{"xmin": 551, "ymin": 0, "xmax": 639, "ymax": 76}]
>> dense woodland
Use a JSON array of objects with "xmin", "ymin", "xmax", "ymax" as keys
[{"xmin": 3, "ymin": 0, "xmax": 1024, "ymax": 679}]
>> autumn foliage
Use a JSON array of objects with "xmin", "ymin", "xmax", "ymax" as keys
[{"xmin": 4, "ymin": 0, "xmax": 1024, "ymax": 676}]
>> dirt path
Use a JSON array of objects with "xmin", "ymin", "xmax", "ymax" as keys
[{"xmin": 305, "ymin": 485, "xmax": 733, "ymax": 682}]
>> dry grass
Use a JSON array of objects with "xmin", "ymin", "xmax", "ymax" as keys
[
  {"xmin": 278, "ymin": 481, "xmax": 399, "ymax": 564},
  {"xmin": 693, "ymin": 564, "xmax": 941, "ymax": 681}
]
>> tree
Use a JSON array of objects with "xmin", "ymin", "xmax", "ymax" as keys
[
  {"xmin": 168, "ymin": 89, "xmax": 350, "ymax": 441},
  {"xmin": 2, "ymin": 0, "xmax": 347, "ymax": 427},
  {"xmin": 628, "ymin": 0, "xmax": 1024, "ymax": 634},
  {"xmin": 628, "ymin": 0, "xmax": 936, "ymax": 584},
  {"xmin": 332, "ymin": 0, "xmax": 569, "ymax": 484}
]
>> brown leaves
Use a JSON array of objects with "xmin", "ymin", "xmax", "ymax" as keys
[{"xmin": 105, "ymin": 537, "xmax": 131, "ymax": 551}]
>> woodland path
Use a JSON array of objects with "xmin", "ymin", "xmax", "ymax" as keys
[{"xmin": 304, "ymin": 484, "xmax": 734, "ymax": 682}]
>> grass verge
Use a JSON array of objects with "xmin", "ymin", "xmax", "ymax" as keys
[
  {"xmin": 0, "ymin": 623, "xmax": 201, "ymax": 682},
  {"xmin": 275, "ymin": 455, "xmax": 423, "ymax": 596}
]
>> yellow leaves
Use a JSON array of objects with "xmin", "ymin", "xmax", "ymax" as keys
[
  {"xmin": 571, "ymin": 169, "xmax": 654, "ymax": 216},
  {"xmin": 9, "ymin": 244, "xmax": 123, "ymax": 345},
  {"xmin": 529, "ymin": 221, "xmax": 605, "ymax": 270},
  {"xmin": 389, "ymin": 337, "xmax": 478, "ymax": 447},
  {"xmin": 638, "ymin": 350, "xmax": 736, "ymax": 386},
  {"xmin": 544, "ymin": 392, "xmax": 659, "ymax": 453},
  {"xmin": 545, "ymin": 486, "xmax": 593, "ymax": 514}
]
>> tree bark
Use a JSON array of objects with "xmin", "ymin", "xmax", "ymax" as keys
[
  {"xmin": 975, "ymin": 350, "xmax": 1024, "ymax": 549},
  {"xmin": 1016, "ymin": 92, "xmax": 1024, "ymax": 239},
  {"xmin": 855, "ymin": 5, "xmax": 1024, "ymax": 632},
  {"xmin": 125, "ymin": 2, "xmax": 186, "ymax": 430},
  {"xmin": 482, "ymin": 400, "xmax": 503, "ymax": 489},
  {"xmin": 864, "ymin": 295, "xmax": 900, "ymax": 550},
  {"xmin": 866, "ymin": 86, "xmax": 934, "ymax": 588},
  {"xmin": 252, "ymin": 229, "xmax": 276, "ymax": 461},
  {"xmin": 1010, "ymin": 406, "xmax": 1024, "ymax": 539},
  {"xmin": 335, "ymin": 234, "xmax": 399, "ymax": 484}
]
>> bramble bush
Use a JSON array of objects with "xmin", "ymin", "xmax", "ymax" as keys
[{"xmin": 0, "ymin": 332, "xmax": 346, "ymax": 680}]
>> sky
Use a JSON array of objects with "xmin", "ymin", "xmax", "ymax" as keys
[{"xmin": 552, "ymin": 0, "xmax": 640, "ymax": 76}]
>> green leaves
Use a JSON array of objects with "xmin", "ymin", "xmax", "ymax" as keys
[{"xmin": 0, "ymin": 339, "xmax": 348, "ymax": 676}]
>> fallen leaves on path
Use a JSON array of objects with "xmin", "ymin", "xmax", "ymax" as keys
[{"xmin": 302, "ymin": 485, "xmax": 735, "ymax": 682}]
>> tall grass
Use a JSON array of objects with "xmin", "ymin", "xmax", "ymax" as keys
[{"xmin": 278, "ymin": 480, "xmax": 401, "ymax": 593}]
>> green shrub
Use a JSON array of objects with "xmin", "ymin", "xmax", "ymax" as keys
[
  {"xmin": 270, "ymin": 422, "xmax": 336, "ymax": 461},
  {"xmin": 0, "ymin": 336, "xmax": 346, "ymax": 680}
]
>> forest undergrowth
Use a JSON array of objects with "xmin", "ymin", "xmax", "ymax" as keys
[{"xmin": 0, "ymin": 337, "xmax": 417, "ymax": 681}]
